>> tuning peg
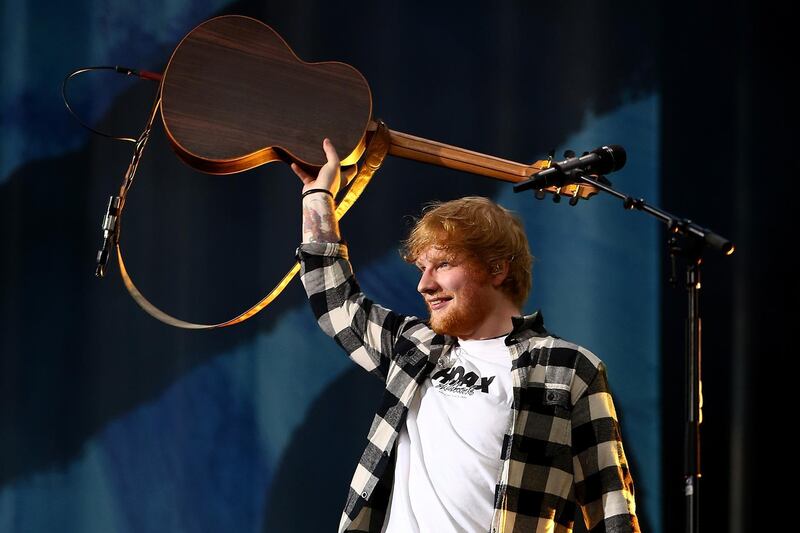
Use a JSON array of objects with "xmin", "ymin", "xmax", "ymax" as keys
[
  {"xmin": 534, "ymin": 190, "xmax": 546, "ymax": 200},
  {"xmin": 547, "ymin": 149, "xmax": 555, "ymax": 162},
  {"xmin": 552, "ymin": 187, "xmax": 561, "ymax": 203},
  {"xmin": 569, "ymin": 186, "xmax": 580, "ymax": 206}
]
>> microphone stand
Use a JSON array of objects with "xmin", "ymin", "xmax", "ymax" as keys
[{"xmin": 514, "ymin": 170, "xmax": 734, "ymax": 533}]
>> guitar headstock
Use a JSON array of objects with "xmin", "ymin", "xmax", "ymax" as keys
[{"xmin": 528, "ymin": 150, "xmax": 610, "ymax": 205}]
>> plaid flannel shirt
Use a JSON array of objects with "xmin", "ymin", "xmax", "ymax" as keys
[{"xmin": 298, "ymin": 242, "xmax": 640, "ymax": 533}]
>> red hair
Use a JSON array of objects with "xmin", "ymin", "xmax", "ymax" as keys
[{"xmin": 402, "ymin": 196, "xmax": 533, "ymax": 307}]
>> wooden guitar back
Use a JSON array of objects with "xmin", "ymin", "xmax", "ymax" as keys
[{"xmin": 161, "ymin": 16, "xmax": 373, "ymax": 174}]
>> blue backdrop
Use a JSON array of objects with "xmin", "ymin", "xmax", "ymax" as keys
[{"xmin": 1, "ymin": 1, "xmax": 661, "ymax": 531}]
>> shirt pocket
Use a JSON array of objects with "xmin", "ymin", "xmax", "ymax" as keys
[
  {"xmin": 514, "ymin": 386, "xmax": 572, "ymax": 465},
  {"xmin": 542, "ymin": 386, "xmax": 572, "ymax": 444}
]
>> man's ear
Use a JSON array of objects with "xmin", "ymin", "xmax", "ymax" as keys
[{"xmin": 489, "ymin": 261, "xmax": 510, "ymax": 287}]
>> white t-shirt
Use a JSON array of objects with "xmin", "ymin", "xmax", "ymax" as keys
[{"xmin": 382, "ymin": 335, "xmax": 513, "ymax": 533}]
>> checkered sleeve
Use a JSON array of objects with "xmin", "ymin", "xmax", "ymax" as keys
[
  {"xmin": 297, "ymin": 242, "xmax": 415, "ymax": 381},
  {"xmin": 571, "ymin": 362, "xmax": 640, "ymax": 532}
]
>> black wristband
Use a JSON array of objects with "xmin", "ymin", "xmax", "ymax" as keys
[{"xmin": 301, "ymin": 188, "xmax": 334, "ymax": 199}]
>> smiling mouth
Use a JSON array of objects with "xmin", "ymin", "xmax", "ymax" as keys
[{"xmin": 427, "ymin": 297, "xmax": 452, "ymax": 311}]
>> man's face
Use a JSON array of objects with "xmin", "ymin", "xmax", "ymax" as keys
[{"xmin": 415, "ymin": 246, "xmax": 494, "ymax": 338}]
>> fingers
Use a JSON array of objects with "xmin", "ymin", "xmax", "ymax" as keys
[
  {"xmin": 290, "ymin": 162, "xmax": 315, "ymax": 185},
  {"xmin": 322, "ymin": 138, "xmax": 340, "ymax": 166},
  {"xmin": 293, "ymin": 139, "xmax": 343, "ymax": 193}
]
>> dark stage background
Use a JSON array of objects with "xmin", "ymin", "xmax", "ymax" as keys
[{"xmin": 1, "ymin": 1, "xmax": 793, "ymax": 532}]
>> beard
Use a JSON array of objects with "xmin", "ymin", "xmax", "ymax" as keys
[{"xmin": 427, "ymin": 276, "xmax": 493, "ymax": 338}]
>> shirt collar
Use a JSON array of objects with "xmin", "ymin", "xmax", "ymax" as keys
[{"xmin": 508, "ymin": 310, "xmax": 548, "ymax": 344}]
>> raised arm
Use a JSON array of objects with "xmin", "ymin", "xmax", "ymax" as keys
[
  {"xmin": 293, "ymin": 139, "xmax": 424, "ymax": 382},
  {"xmin": 291, "ymin": 137, "xmax": 343, "ymax": 244}
]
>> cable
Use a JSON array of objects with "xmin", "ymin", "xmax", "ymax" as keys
[{"xmin": 61, "ymin": 65, "xmax": 161, "ymax": 144}]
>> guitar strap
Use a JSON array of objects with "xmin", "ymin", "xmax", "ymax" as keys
[{"xmin": 112, "ymin": 89, "xmax": 391, "ymax": 329}]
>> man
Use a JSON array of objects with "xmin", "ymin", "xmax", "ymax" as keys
[{"xmin": 292, "ymin": 139, "xmax": 640, "ymax": 532}]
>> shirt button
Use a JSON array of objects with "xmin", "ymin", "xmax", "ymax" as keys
[
  {"xmin": 361, "ymin": 491, "xmax": 368, "ymax": 498},
  {"xmin": 547, "ymin": 392, "xmax": 555, "ymax": 401}
]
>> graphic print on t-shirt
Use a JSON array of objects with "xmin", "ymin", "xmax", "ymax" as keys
[
  {"xmin": 382, "ymin": 336, "xmax": 513, "ymax": 533},
  {"xmin": 430, "ymin": 363, "xmax": 496, "ymax": 397}
]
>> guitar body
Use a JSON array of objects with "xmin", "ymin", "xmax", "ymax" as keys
[
  {"xmin": 159, "ymin": 15, "xmax": 599, "ymax": 201},
  {"xmin": 160, "ymin": 15, "xmax": 373, "ymax": 174}
]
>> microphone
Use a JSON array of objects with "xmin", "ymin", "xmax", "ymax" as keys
[{"xmin": 514, "ymin": 145, "xmax": 626, "ymax": 193}]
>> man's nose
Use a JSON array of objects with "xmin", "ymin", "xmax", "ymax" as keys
[{"xmin": 417, "ymin": 268, "xmax": 439, "ymax": 294}]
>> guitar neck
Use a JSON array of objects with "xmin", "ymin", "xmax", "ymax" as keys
[{"xmin": 374, "ymin": 123, "xmax": 545, "ymax": 183}]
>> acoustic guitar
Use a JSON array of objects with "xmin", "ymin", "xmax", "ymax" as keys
[
  {"xmin": 159, "ymin": 15, "xmax": 597, "ymax": 200},
  {"xmin": 114, "ymin": 14, "xmax": 600, "ymax": 329}
]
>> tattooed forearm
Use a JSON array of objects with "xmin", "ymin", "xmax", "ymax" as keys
[{"xmin": 302, "ymin": 193, "xmax": 341, "ymax": 243}]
